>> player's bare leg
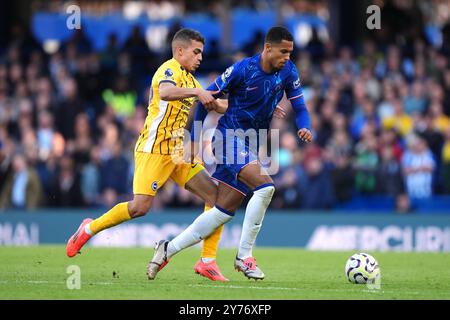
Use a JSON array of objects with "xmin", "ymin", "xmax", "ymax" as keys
[
  {"xmin": 185, "ymin": 171, "xmax": 229, "ymax": 281},
  {"xmin": 234, "ymin": 162, "xmax": 275, "ymax": 280},
  {"xmin": 66, "ymin": 195, "xmax": 154, "ymax": 257},
  {"xmin": 185, "ymin": 169, "xmax": 217, "ymax": 208}
]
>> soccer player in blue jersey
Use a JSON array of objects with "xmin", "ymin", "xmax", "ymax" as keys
[{"xmin": 147, "ymin": 26, "xmax": 312, "ymax": 280}]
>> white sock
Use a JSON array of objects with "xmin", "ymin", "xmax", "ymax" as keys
[
  {"xmin": 201, "ymin": 257, "xmax": 215, "ymax": 263},
  {"xmin": 237, "ymin": 184, "xmax": 275, "ymax": 259},
  {"xmin": 167, "ymin": 206, "xmax": 234, "ymax": 258},
  {"xmin": 85, "ymin": 223, "xmax": 93, "ymax": 236}
]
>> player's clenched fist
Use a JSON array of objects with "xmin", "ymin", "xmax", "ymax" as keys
[{"xmin": 297, "ymin": 128, "xmax": 312, "ymax": 142}]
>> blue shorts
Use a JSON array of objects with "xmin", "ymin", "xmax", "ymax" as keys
[{"xmin": 211, "ymin": 127, "xmax": 258, "ymax": 195}]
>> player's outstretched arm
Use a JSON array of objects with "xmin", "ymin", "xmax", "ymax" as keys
[
  {"xmin": 290, "ymin": 95, "xmax": 312, "ymax": 143},
  {"xmin": 159, "ymin": 82, "xmax": 218, "ymax": 109}
]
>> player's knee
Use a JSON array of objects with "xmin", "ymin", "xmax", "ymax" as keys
[
  {"xmin": 204, "ymin": 191, "xmax": 217, "ymax": 208},
  {"xmin": 128, "ymin": 199, "xmax": 152, "ymax": 218}
]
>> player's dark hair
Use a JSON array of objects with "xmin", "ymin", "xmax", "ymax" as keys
[
  {"xmin": 265, "ymin": 26, "xmax": 293, "ymax": 44},
  {"xmin": 172, "ymin": 28, "xmax": 205, "ymax": 46}
]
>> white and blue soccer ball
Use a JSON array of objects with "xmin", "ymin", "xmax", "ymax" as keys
[{"xmin": 345, "ymin": 253, "xmax": 380, "ymax": 284}]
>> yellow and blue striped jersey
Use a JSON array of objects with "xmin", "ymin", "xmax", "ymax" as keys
[{"xmin": 135, "ymin": 58, "xmax": 202, "ymax": 155}]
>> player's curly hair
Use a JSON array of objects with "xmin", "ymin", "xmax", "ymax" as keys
[{"xmin": 265, "ymin": 26, "xmax": 293, "ymax": 44}]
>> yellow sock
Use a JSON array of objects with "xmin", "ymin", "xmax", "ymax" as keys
[
  {"xmin": 89, "ymin": 202, "xmax": 131, "ymax": 235},
  {"xmin": 201, "ymin": 205, "xmax": 224, "ymax": 259}
]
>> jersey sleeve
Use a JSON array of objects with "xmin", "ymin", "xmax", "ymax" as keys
[
  {"xmin": 211, "ymin": 61, "xmax": 243, "ymax": 96},
  {"xmin": 285, "ymin": 63, "xmax": 311, "ymax": 131},
  {"xmin": 155, "ymin": 64, "xmax": 182, "ymax": 87}
]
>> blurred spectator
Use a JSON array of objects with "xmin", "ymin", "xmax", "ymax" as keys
[
  {"xmin": 102, "ymin": 75, "xmax": 137, "ymax": 120},
  {"xmin": 335, "ymin": 47, "xmax": 359, "ymax": 76},
  {"xmin": 325, "ymin": 130, "xmax": 354, "ymax": 202},
  {"xmin": 415, "ymin": 115, "xmax": 444, "ymax": 165},
  {"xmin": 36, "ymin": 110, "xmax": 55, "ymax": 161},
  {"xmin": 273, "ymin": 159, "xmax": 306, "ymax": 209},
  {"xmin": 403, "ymin": 81, "xmax": 427, "ymax": 115},
  {"xmin": 325, "ymin": 130, "xmax": 353, "ymax": 159},
  {"xmin": 101, "ymin": 33, "xmax": 120, "ymax": 72},
  {"xmin": 0, "ymin": 152, "xmax": 43, "ymax": 209},
  {"xmin": 382, "ymin": 99, "xmax": 414, "ymax": 137},
  {"xmin": 401, "ymin": 135, "xmax": 436, "ymax": 199},
  {"xmin": 443, "ymin": 68, "xmax": 450, "ymax": 115},
  {"xmin": 75, "ymin": 52, "xmax": 105, "ymax": 115},
  {"xmin": 97, "ymin": 121, "xmax": 120, "ymax": 161},
  {"xmin": 315, "ymin": 99, "xmax": 335, "ymax": 146},
  {"xmin": 99, "ymin": 143, "xmax": 131, "ymax": 201},
  {"xmin": 377, "ymin": 145, "xmax": 404, "ymax": 197},
  {"xmin": 0, "ymin": 137, "xmax": 12, "ymax": 196},
  {"xmin": 427, "ymin": 102, "xmax": 450, "ymax": 134},
  {"xmin": 378, "ymin": 127, "xmax": 404, "ymax": 162},
  {"xmin": 301, "ymin": 155, "xmax": 334, "ymax": 209},
  {"xmin": 55, "ymin": 78, "xmax": 85, "ymax": 140},
  {"xmin": 377, "ymin": 81, "xmax": 396, "ymax": 121},
  {"xmin": 272, "ymin": 132, "xmax": 305, "ymax": 209},
  {"xmin": 68, "ymin": 112, "xmax": 94, "ymax": 168},
  {"xmin": 354, "ymin": 134, "xmax": 379, "ymax": 194},
  {"xmin": 331, "ymin": 153, "xmax": 354, "ymax": 203},
  {"xmin": 81, "ymin": 146, "xmax": 102, "ymax": 207},
  {"xmin": 49, "ymin": 155, "xmax": 84, "ymax": 207},
  {"xmin": 350, "ymin": 99, "xmax": 380, "ymax": 140},
  {"xmin": 442, "ymin": 127, "xmax": 450, "ymax": 194}
]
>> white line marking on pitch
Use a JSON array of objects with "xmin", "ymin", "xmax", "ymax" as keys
[
  {"xmin": 190, "ymin": 284, "xmax": 303, "ymax": 291},
  {"xmin": 188, "ymin": 284, "xmax": 422, "ymax": 295},
  {"xmin": 189, "ymin": 284, "xmax": 350, "ymax": 292}
]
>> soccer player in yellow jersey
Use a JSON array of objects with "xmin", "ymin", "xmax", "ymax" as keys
[{"xmin": 66, "ymin": 29, "xmax": 229, "ymax": 281}]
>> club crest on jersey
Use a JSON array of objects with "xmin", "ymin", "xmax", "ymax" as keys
[
  {"xmin": 164, "ymin": 68, "xmax": 174, "ymax": 79},
  {"xmin": 293, "ymin": 78, "xmax": 301, "ymax": 89},
  {"xmin": 221, "ymin": 66, "xmax": 234, "ymax": 82}
]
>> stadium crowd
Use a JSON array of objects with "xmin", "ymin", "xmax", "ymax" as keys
[{"xmin": 1, "ymin": 0, "xmax": 450, "ymax": 212}]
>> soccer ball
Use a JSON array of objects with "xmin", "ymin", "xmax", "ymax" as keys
[{"xmin": 345, "ymin": 253, "xmax": 380, "ymax": 284}]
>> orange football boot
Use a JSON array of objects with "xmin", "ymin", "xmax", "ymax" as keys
[
  {"xmin": 66, "ymin": 218, "xmax": 93, "ymax": 257},
  {"xmin": 194, "ymin": 259, "xmax": 229, "ymax": 282}
]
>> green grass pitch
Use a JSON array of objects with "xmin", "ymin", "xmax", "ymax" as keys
[{"xmin": 0, "ymin": 246, "xmax": 449, "ymax": 300}]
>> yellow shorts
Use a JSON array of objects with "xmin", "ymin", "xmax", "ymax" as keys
[{"xmin": 133, "ymin": 152, "xmax": 205, "ymax": 196}]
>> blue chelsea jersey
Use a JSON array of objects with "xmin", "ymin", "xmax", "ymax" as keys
[{"xmin": 212, "ymin": 54, "xmax": 305, "ymax": 131}]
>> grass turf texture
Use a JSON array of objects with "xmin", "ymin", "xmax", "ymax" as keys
[{"xmin": 0, "ymin": 246, "xmax": 449, "ymax": 300}]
